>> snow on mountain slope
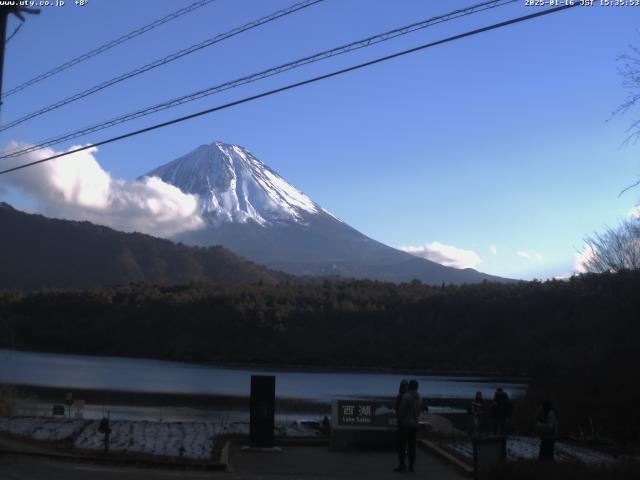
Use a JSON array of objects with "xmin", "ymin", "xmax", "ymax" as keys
[{"xmin": 144, "ymin": 141, "xmax": 335, "ymax": 226}]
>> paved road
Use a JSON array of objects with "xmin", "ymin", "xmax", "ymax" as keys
[
  {"xmin": 1, "ymin": 445, "xmax": 468, "ymax": 480},
  {"xmin": 229, "ymin": 444, "xmax": 468, "ymax": 479}
]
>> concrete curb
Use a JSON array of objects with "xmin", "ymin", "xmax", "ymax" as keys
[
  {"xmin": 419, "ymin": 439, "xmax": 474, "ymax": 477},
  {"xmin": 0, "ymin": 447, "xmax": 227, "ymax": 471}
]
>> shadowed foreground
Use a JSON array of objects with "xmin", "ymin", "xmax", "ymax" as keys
[{"xmin": 0, "ymin": 445, "xmax": 467, "ymax": 480}]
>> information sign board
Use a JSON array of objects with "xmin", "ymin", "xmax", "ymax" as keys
[{"xmin": 332, "ymin": 399, "xmax": 396, "ymax": 431}]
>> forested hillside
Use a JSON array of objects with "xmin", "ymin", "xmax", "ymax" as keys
[{"xmin": 0, "ymin": 202, "xmax": 287, "ymax": 289}]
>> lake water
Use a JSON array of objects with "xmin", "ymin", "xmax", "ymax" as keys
[{"xmin": 0, "ymin": 349, "xmax": 526, "ymax": 402}]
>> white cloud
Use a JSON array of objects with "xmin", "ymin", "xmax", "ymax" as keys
[
  {"xmin": 553, "ymin": 274, "xmax": 573, "ymax": 281},
  {"xmin": 517, "ymin": 250, "xmax": 543, "ymax": 262},
  {"xmin": 489, "ymin": 245, "xmax": 497, "ymax": 255},
  {"xmin": 0, "ymin": 142, "xmax": 204, "ymax": 238},
  {"xmin": 399, "ymin": 241, "xmax": 482, "ymax": 269},
  {"xmin": 516, "ymin": 251, "xmax": 532, "ymax": 261},
  {"xmin": 630, "ymin": 206, "xmax": 640, "ymax": 218},
  {"xmin": 574, "ymin": 244, "xmax": 597, "ymax": 274}
]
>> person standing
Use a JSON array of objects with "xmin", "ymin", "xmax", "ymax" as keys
[
  {"xmin": 470, "ymin": 391, "xmax": 484, "ymax": 435},
  {"xmin": 394, "ymin": 379, "xmax": 421, "ymax": 473},
  {"xmin": 536, "ymin": 400, "xmax": 559, "ymax": 460},
  {"xmin": 395, "ymin": 380, "xmax": 409, "ymax": 416},
  {"xmin": 491, "ymin": 387, "xmax": 512, "ymax": 436},
  {"xmin": 394, "ymin": 380, "xmax": 409, "ymax": 471}
]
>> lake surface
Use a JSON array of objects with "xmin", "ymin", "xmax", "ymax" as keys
[{"xmin": 0, "ymin": 349, "xmax": 526, "ymax": 401}]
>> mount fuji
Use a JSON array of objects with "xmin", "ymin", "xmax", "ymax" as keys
[{"xmin": 144, "ymin": 141, "xmax": 509, "ymax": 284}]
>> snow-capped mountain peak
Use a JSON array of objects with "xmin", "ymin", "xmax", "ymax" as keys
[
  {"xmin": 144, "ymin": 141, "xmax": 332, "ymax": 226},
  {"xmin": 141, "ymin": 140, "xmax": 511, "ymax": 285}
]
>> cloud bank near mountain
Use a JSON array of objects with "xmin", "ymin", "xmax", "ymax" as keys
[
  {"xmin": 399, "ymin": 241, "xmax": 482, "ymax": 269},
  {"xmin": 0, "ymin": 142, "xmax": 204, "ymax": 238}
]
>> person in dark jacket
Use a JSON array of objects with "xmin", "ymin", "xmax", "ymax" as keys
[
  {"xmin": 395, "ymin": 379, "xmax": 409, "ymax": 417},
  {"xmin": 470, "ymin": 391, "xmax": 484, "ymax": 435},
  {"xmin": 394, "ymin": 379, "xmax": 421, "ymax": 473},
  {"xmin": 491, "ymin": 387, "xmax": 512, "ymax": 436},
  {"xmin": 394, "ymin": 380, "xmax": 409, "ymax": 470},
  {"xmin": 536, "ymin": 400, "xmax": 559, "ymax": 460}
]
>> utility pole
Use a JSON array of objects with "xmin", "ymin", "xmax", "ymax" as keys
[
  {"xmin": 0, "ymin": 6, "xmax": 40, "ymax": 111},
  {"xmin": 0, "ymin": 7, "xmax": 9, "ymax": 103}
]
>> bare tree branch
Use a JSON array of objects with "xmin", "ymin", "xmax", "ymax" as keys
[{"xmin": 583, "ymin": 218, "xmax": 640, "ymax": 273}]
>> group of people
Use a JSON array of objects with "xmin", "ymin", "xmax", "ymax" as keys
[
  {"xmin": 469, "ymin": 387, "xmax": 513, "ymax": 436},
  {"xmin": 469, "ymin": 388, "xmax": 559, "ymax": 460},
  {"xmin": 391, "ymin": 380, "xmax": 560, "ymax": 472}
]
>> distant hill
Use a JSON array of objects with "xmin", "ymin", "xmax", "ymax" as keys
[{"xmin": 0, "ymin": 202, "xmax": 287, "ymax": 290}]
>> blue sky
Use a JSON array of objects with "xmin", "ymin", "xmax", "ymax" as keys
[{"xmin": 1, "ymin": 0, "xmax": 639, "ymax": 280}]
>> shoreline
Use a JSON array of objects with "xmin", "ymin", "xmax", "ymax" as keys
[
  {"xmin": 7, "ymin": 385, "xmax": 474, "ymax": 413},
  {"xmin": 0, "ymin": 347, "xmax": 531, "ymax": 382},
  {"xmin": 9, "ymin": 385, "xmax": 329, "ymax": 413}
]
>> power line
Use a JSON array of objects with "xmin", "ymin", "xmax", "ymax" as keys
[
  {"xmin": 1, "ymin": 0, "xmax": 517, "ymax": 160},
  {"xmin": 0, "ymin": 3, "xmax": 579, "ymax": 177},
  {"xmin": 1, "ymin": 0, "xmax": 218, "ymax": 99},
  {"xmin": 0, "ymin": 5, "xmax": 39, "ymax": 116},
  {"xmin": 0, "ymin": 0, "xmax": 323, "ymax": 133}
]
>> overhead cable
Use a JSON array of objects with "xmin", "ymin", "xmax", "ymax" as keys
[
  {"xmin": 1, "ymin": 0, "xmax": 516, "ymax": 160},
  {"xmin": 0, "ymin": 3, "xmax": 579, "ymax": 177},
  {"xmin": 2, "ymin": 0, "xmax": 219, "ymax": 99},
  {"xmin": 0, "ymin": 0, "xmax": 323, "ymax": 131}
]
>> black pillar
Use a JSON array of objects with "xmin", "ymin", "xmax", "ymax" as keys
[{"xmin": 250, "ymin": 375, "xmax": 275, "ymax": 448}]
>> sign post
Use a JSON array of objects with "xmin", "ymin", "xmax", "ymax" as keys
[
  {"xmin": 65, "ymin": 392, "xmax": 73, "ymax": 418},
  {"xmin": 98, "ymin": 416, "xmax": 111, "ymax": 454},
  {"xmin": 72, "ymin": 399, "xmax": 85, "ymax": 418}
]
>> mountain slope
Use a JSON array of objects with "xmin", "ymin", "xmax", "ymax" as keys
[
  {"xmin": 0, "ymin": 202, "xmax": 286, "ymax": 290},
  {"xmin": 146, "ymin": 141, "xmax": 511, "ymax": 284}
]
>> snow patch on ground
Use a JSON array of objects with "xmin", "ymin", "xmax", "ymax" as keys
[
  {"xmin": 442, "ymin": 435, "xmax": 619, "ymax": 466},
  {"xmin": 206, "ymin": 420, "xmax": 320, "ymax": 438},
  {"xmin": 0, "ymin": 417, "xmax": 87, "ymax": 441},
  {"xmin": 1, "ymin": 417, "xmax": 320, "ymax": 461},
  {"xmin": 73, "ymin": 420, "xmax": 214, "ymax": 460}
]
